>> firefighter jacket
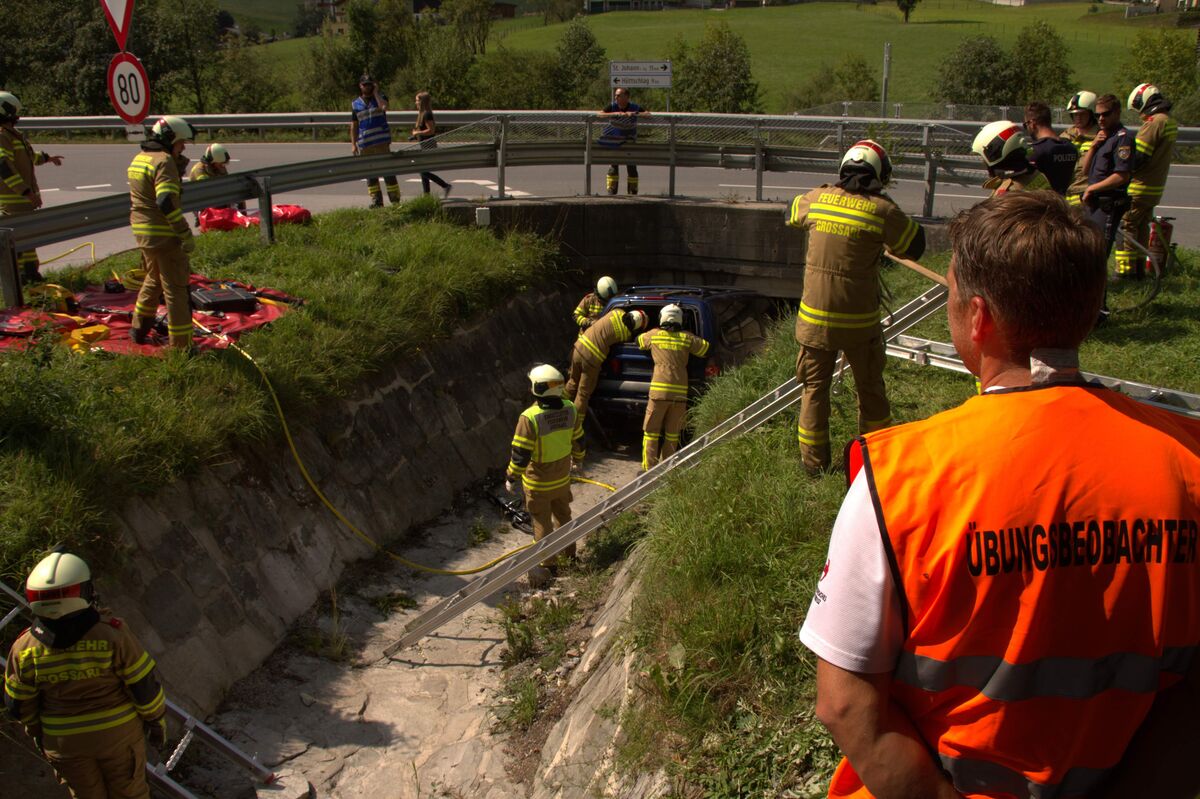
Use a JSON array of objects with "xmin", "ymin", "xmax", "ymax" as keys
[
  {"xmin": 352, "ymin": 95, "xmax": 391, "ymax": 150},
  {"xmin": 573, "ymin": 308, "xmax": 635, "ymax": 367},
  {"xmin": 189, "ymin": 160, "xmax": 221, "ymax": 181},
  {"xmin": 0, "ymin": 126, "xmax": 48, "ymax": 212},
  {"xmin": 1063, "ymin": 124, "xmax": 1097, "ymax": 199},
  {"xmin": 984, "ymin": 169, "xmax": 1052, "ymax": 196},
  {"xmin": 637, "ymin": 327, "xmax": 710, "ymax": 400},
  {"xmin": 1130, "ymin": 113, "xmax": 1177, "ymax": 202},
  {"xmin": 506, "ymin": 398, "xmax": 585, "ymax": 493},
  {"xmin": 128, "ymin": 146, "xmax": 193, "ymax": 249},
  {"xmin": 829, "ymin": 384, "xmax": 1200, "ymax": 799},
  {"xmin": 573, "ymin": 292, "xmax": 604, "ymax": 330},
  {"xmin": 4, "ymin": 611, "xmax": 166, "ymax": 742},
  {"xmin": 786, "ymin": 184, "xmax": 923, "ymax": 350}
]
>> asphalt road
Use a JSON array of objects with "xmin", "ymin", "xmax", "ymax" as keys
[{"xmin": 25, "ymin": 142, "xmax": 1200, "ymax": 269}]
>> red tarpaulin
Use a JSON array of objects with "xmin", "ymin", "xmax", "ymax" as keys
[{"xmin": 198, "ymin": 205, "xmax": 312, "ymax": 233}]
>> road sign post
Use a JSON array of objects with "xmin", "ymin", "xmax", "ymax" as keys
[{"xmin": 106, "ymin": 52, "xmax": 151, "ymax": 125}]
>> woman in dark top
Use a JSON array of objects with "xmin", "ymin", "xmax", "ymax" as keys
[{"xmin": 412, "ymin": 91, "xmax": 452, "ymax": 198}]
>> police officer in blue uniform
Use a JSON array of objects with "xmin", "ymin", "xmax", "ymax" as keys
[
  {"xmin": 1079, "ymin": 93, "xmax": 1131, "ymax": 255},
  {"xmin": 350, "ymin": 73, "xmax": 400, "ymax": 208},
  {"xmin": 1024, "ymin": 102, "xmax": 1078, "ymax": 196}
]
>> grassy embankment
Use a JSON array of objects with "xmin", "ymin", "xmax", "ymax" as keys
[
  {"xmin": 619, "ymin": 248, "xmax": 1200, "ymax": 793},
  {"xmin": 0, "ymin": 196, "xmax": 561, "ymax": 583}
]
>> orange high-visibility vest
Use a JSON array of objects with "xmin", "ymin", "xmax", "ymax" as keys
[{"xmin": 833, "ymin": 384, "xmax": 1200, "ymax": 799}]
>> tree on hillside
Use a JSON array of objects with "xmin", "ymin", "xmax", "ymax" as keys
[
  {"xmin": 896, "ymin": 0, "xmax": 921, "ymax": 23},
  {"xmin": 441, "ymin": 0, "xmax": 494, "ymax": 55},
  {"xmin": 1011, "ymin": 21, "xmax": 1072, "ymax": 104},
  {"xmin": 208, "ymin": 36, "xmax": 278, "ymax": 113},
  {"xmin": 144, "ymin": 0, "xmax": 222, "ymax": 114},
  {"xmin": 399, "ymin": 23, "xmax": 477, "ymax": 108},
  {"xmin": 304, "ymin": 26, "xmax": 364, "ymax": 109},
  {"xmin": 669, "ymin": 23, "xmax": 762, "ymax": 114},
  {"xmin": 932, "ymin": 34, "xmax": 1033, "ymax": 106},
  {"xmin": 554, "ymin": 19, "xmax": 607, "ymax": 108},
  {"xmin": 1114, "ymin": 29, "xmax": 1197, "ymax": 106},
  {"xmin": 540, "ymin": 0, "xmax": 579, "ymax": 25},
  {"xmin": 470, "ymin": 49, "xmax": 560, "ymax": 108},
  {"xmin": 783, "ymin": 53, "xmax": 879, "ymax": 113},
  {"xmin": 293, "ymin": 2, "xmax": 329, "ymax": 37}
]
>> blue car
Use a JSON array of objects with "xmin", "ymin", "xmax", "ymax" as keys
[{"xmin": 589, "ymin": 286, "xmax": 779, "ymax": 421}]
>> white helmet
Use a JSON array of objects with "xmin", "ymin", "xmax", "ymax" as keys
[
  {"xmin": 596, "ymin": 276, "xmax": 618, "ymax": 301},
  {"xmin": 839, "ymin": 139, "xmax": 892, "ymax": 184},
  {"xmin": 529, "ymin": 363, "xmax": 565, "ymax": 397},
  {"xmin": 150, "ymin": 115, "xmax": 195, "ymax": 147},
  {"xmin": 203, "ymin": 143, "xmax": 230, "ymax": 164},
  {"xmin": 625, "ymin": 309, "xmax": 648, "ymax": 332},
  {"xmin": 971, "ymin": 121, "xmax": 1028, "ymax": 168},
  {"xmin": 659, "ymin": 304, "xmax": 683, "ymax": 328},
  {"xmin": 26, "ymin": 552, "xmax": 94, "ymax": 620},
  {"xmin": 1127, "ymin": 83, "xmax": 1164, "ymax": 114},
  {"xmin": 0, "ymin": 91, "xmax": 21, "ymax": 122},
  {"xmin": 1067, "ymin": 90, "xmax": 1097, "ymax": 115}
]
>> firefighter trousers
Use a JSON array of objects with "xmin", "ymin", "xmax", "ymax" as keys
[
  {"xmin": 606, "ymin": 164, "xmax": 639, "ymax": 195},
  {"xmin": 359, "ymin": 143, "xmax": 400, "ymax": 205},
  {"xmin": 44, "ymin": 718, "xmax": 150, "ymax": 799},
  {"xmin": 565, "ymin": 353, "xmax": 602, "ymax": 428},
  {"xmin": 0, "ymin": 205, "xmax": 41, "ymax": 281},
  {"xmin": 642, "ymin": 397, "xmax": 686, "ymax": 470},
  {"xmin": 134, "ymin": 243, "xmax": 193, "ymax": 349},
  {"xmin": 1116, "ymin": 197, "xmax": 1155, "ymax": 276},
  {"xmin": 525, "ymin": 486, "xmax": 575, "ymax": 565},
  {"xmin": 795, "ymin": 338, "xmax": 892, "ymax": 472}
]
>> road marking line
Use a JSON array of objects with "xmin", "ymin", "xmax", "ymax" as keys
[
  {"xmin": 76, "ymin": 183, "xmax": 111, "ymax": 189},
  {"xmin": 1155, "ymin": 204, "xmax": 1200, "ymax": 211},
  {"xmin": 718, "ymin": 183, "xmax": 815, "ymax": 191},
  {"xmin": 933, "ymin": 193, "xmax": 991, "ymax": 200},
  {"xmin": 40, "ymin": 188, "xmax": 59, "ymax": 192}
]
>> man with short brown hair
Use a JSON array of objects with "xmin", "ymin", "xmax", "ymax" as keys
[{"xmin": 1023, "ymin": 101, "xmax": 1077, "ymax": 195}]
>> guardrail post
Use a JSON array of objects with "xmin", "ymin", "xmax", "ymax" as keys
[
  {"xmin": 497, "ymin": 116, "xmax": 509, "ymax": 200},
  {"xmin": 753, "ymin": 119, "xmax": 764, "ymax": 202},
  {"xmin": 254, "ymin": 176, "xmax": 274, "ymax": 245},
  {"xmin": 921, "ymin": 125, "xmax": 937, "ymax": 217},
  {"xmin": 584, "ymin": 117, "xmax": 593, "ymax": 196},
  {"xmin": 0, "ymin": 230, "xmax": 22, "ymax": 309},
  {"xmin": 668, "ymin": 118, "xmax": 677, "ymax": 198},
  {"xmin": 836, "ymin": 122, "xmax": 845, "ymax": 153}
]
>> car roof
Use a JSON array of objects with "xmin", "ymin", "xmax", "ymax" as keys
[{"xmin": 612, "ymin": 285, "xmax": 765, "ymax": 301}]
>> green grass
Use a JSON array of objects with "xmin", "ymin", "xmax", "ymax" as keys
[
  {"xmin": 622, "ymin": 248, "xmax": 1200, "ymax": 791},
  {"xmin": 223, "ymin": 0, "xmax": 299, "ymax": 35},
  {"xmin": 0, "ymin": 196, "xmax": 560, "ymax": 583}
]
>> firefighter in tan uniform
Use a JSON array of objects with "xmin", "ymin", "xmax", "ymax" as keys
[
  {"xmin": 188, "ymin": 143, "xmax": 246, "ymax": 223},
  {"xmin": 574, "ymin": 276, "xmax": 617, "ymax": 331},
  {"xmin": 0, "ymin": 91, "xmax": 64, "ymax": 284},
  {"xmin": 565, "ymin": 307, "xmax": 647, "ymax": 427},
  {"xmin": 971, "ymin": 121, "xmax": 1052, "ymax": 195},
  {"xmin": 128, "ymin": 116, "xmax": 196, "ymax": 350},
  {"xmin": 4, "ymin": 552, "xmax": 167, "ymax": 799},
  {"xmin": 1118, "ymin": 84, "xmax": 1177, "ymax": 278},
  {"xmin": 1063, "ymin": 91, "xmax": 1099, "ymax": 208},
  {"xmin": 785, "ymin": 140, "xmax": 925, "ymax": 473},
  {"xmin": 506, "ymin": 365, "xmax": 587, "ymax": 581},
  {"xmin": 637, "ymin": 303, "xmax": 710, "ymax": 470}
]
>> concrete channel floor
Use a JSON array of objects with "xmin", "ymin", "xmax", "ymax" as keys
[{"xmin": 178, "ymin": 452, "xmax": 644, "ymax": 799}]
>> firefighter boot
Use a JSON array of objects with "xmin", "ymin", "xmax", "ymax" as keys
[
  {"xmin": 606, "ymin": 167, "xmax": 618, "ymax": 196},
  {"xmin": 386, "ymin": 179, "xmax": 402, "ymax": 205},
  {"xmin": 130, "ymin": 315, "xmax": 155, "ymax": 345},
  {"xmin": 628, "ymin": 176, "xmax": 639, "ymax": 196}
]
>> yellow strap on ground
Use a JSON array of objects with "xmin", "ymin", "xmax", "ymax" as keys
[
  {"xmin": 191, "ymin": 318, "xmax": 538, "ymax": 576},
  {"xmin": 572, "ymin": 476, "xmax": 617, "ymax": 492},
  {"xmin": 40, "ymin": 242, "xmax": 95, "ymax": 267}
]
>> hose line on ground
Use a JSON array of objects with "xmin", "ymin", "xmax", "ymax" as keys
[{"xmin": 192, "ymin": 319, "xmax": 614, "ymax": 576}]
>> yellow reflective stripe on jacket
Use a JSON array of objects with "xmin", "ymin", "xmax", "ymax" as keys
[
  {"xmin": 156, "ymin": 182, "xmax": 181, "ymax": 198},
  {"xmin": 4, "ymin": 675, "xmax": 37, "ymax": 700},
  {"xmin": 520, "ymin": 406, "xmax": 574, "ymax": 463},
  {"xmin": 41, "ymin": 703, "xmax": 138, "ymax": 736},
  {"xmin": 1135, "ymin": 138, "xmax": 1155, "ymax": 157},
  {"xmin": 521, "ymin": 473, "xmax": 571, "ymax": 491},
  {"xmin": 0, "ymin": 193, "xmax": 32, "ymax": 205},
  {"xmin": 649, "ymin": 381, "xmax": 688, "ymax": 396},
  {"xmin": 787, "ymin": 194, "xmax": 807, "ymax": 226},
  {"xmin": 646, "ymin": 331, "xmax": 692, "ymax": 350},
  {"xmin": 118, "ymin": 652, "xmax": 155, "ymax": 684},
  {"xmin": 798, "ymin": 302, "xmax": 879, "ymax": 328},
  {"xmin": 131, "ymin": 223, "xmax": 177, "ymax": 236},
  {"xmin": 1128, "ymin": 182, "xmax": 1165, "ymax": 198},
  {"xmin": 895, "ymin": 217, "xmax": 919, "ymax": 253},
  {"xmin": 580, "ymin": 334, "xmax": 606, "ymax": 362},
  {"xmin": 611, "ymin": 312, "xmax": 629, "ymax": 341},
  {"xmin": 134, "ymin": 687, "xmax": 165, "ymax": 717},
  {"xmin": 510, "ymin": 433, "xmax": 536, "ymax": 450},
  {"xmin": 3, "ymin": 174, "xmax": 23, "ymax": 190},
  {"xmin": 809, "ymin": 202, "xmax": 884, "ymax": 234}
]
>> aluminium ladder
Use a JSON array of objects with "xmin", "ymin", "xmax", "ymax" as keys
[
  {"xmin": 0, "ymin": 580, "xmax": 277, "ymax": 799},
  {"xmin": 383, "ymin": 283, "xmax": 951, "ymax": 656}
]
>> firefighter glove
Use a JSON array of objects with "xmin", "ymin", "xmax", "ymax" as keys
[
  {"xmin": 146, "ymin": 717, "xmax": 168, "ymax": 748},
  {"xmin": 505, "ymin": 479, "xmax": 517, "ymax": 495}
]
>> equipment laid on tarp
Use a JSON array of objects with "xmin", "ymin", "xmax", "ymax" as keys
[{"xmin": 198, "ymin": 204, "xmax": 312, "ymax": 233}]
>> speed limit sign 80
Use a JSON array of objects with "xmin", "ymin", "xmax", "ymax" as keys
[{"xmin": 107, "ymin": 52, "xmax": 151, "ymax": 125}]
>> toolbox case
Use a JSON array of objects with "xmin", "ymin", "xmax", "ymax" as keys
[{"xmin": 190, "ymin": 286, "xmax": 258, "ymax": 314}]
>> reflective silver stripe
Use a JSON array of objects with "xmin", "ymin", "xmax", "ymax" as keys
[
  {"xmin": 940, "ymin": 752, "xmax": 1109, "ymax": 798},
  {"xmin": 896, "ymin": 645, "xmax": 1195, "ymax": 701}
]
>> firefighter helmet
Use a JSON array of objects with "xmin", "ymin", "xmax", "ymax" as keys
[
  {"xmin": 1067, "ymin": 91, "xmax": 1097, "ymax": 115},
  {"xmin": 659, "ymin": 304, "xmax": 683, "ymax": 328},
  {"xmin": 596, "ymin": 276, "xmax": 618, "ymax": 300},
  {"xmin": 971, "ymin": 121, "xmax": 1028, "ymax": 168},
  {"xmin": 202, "ymin": 143, "xmax": 230, "ymax": 164},
  {"xmin": 149, "ymin": 116, "xmax": 195, "ymax": 147},
  {"xmin": 0, "ymin": 91, "xmax": 21, "ymax": 123},
  {"xmin": 1127, "ymin": 83, "xmax": 1164, "ymax": 114},
  {"xmin": 529, "ymin": 363, "xmax": 565, "ymax": 397},
  {"xmin": 839, "ymin": 140, "xmax": 892, "ymax": 184},
  {"xmin": 626, "ymin": 309, "xmax": 648, "ymax": 332},
  {"xmin": 26, "ymin": 552, "xmax": 94, "ymax": 620}
]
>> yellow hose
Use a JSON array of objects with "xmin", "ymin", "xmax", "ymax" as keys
[
  {"xmin": 40, "ymin": 242, "xmax": 95, "ymax": 267},
  {"xmin": 572, "ymin": 476, "xmax": 617, "ymax": 492}
]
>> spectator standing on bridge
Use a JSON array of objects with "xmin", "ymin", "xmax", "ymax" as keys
[
  {"xmin": 784, "ymin": 140, "xmax": 925, "ymax": 474},
  {"xmin": 5, "ymin": 551, "xmax": 168, "ymax": 799},
  {"xmin": 565, "ymin": 307, "xmax": 647, "ymax": 430},
  {"xmin": 411, "ymin": 91, "xmax": 452, "ymax": 198},
  {"xmin": 1118, "ymin": 84, "xmax": 1177, "ymax": 280},
  {"xmin": 128, "ymin": 116, "xmax": 196, "ymax": 351},
  {"xmin": 637, "ymin": 303, "xmax": 710, "ymax": 470},
  {"xmin": 573, "ymin": 276, "xmax": 618, "ymax": 331},
  {"xmin": 0, "ymin": 91, "xmax": 64, "ymax": 284},
  {"xmin": 350, "ymin": 73, "xmax": 400, "ymax": 208},
  {"xmin": 971, "ymin": 121, "xmax": 1052, "ymax": 195},
  {"xmin": 1023, "ymin": 101, "xmax": 1078, "ymax": 195},
  {"xmin": 598, "ymin": 88, "xmax": 648, "ymax": 195},
  {"xmin": 798, "ymin": 191, "xmax": 1200, "ymax": 799},
  {"xmin": 1063, "ymin": 90, "xmax": 1100, "ymax": 208},
  {"xmin": 506, "ymin": 365, "xmax": 586, "ymax": 582},
  {"xmin": 1079, "ymin": 93, "xmax": 1131, "ymax": 260}
]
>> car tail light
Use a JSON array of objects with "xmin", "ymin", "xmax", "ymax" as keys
[
  {"xmin": 705, "ymin": 363, "xmax": 721, "ymax": 378},
  {"xmin": 607, "ymin": 358, "xmax": 621, "ymax": 376}
]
